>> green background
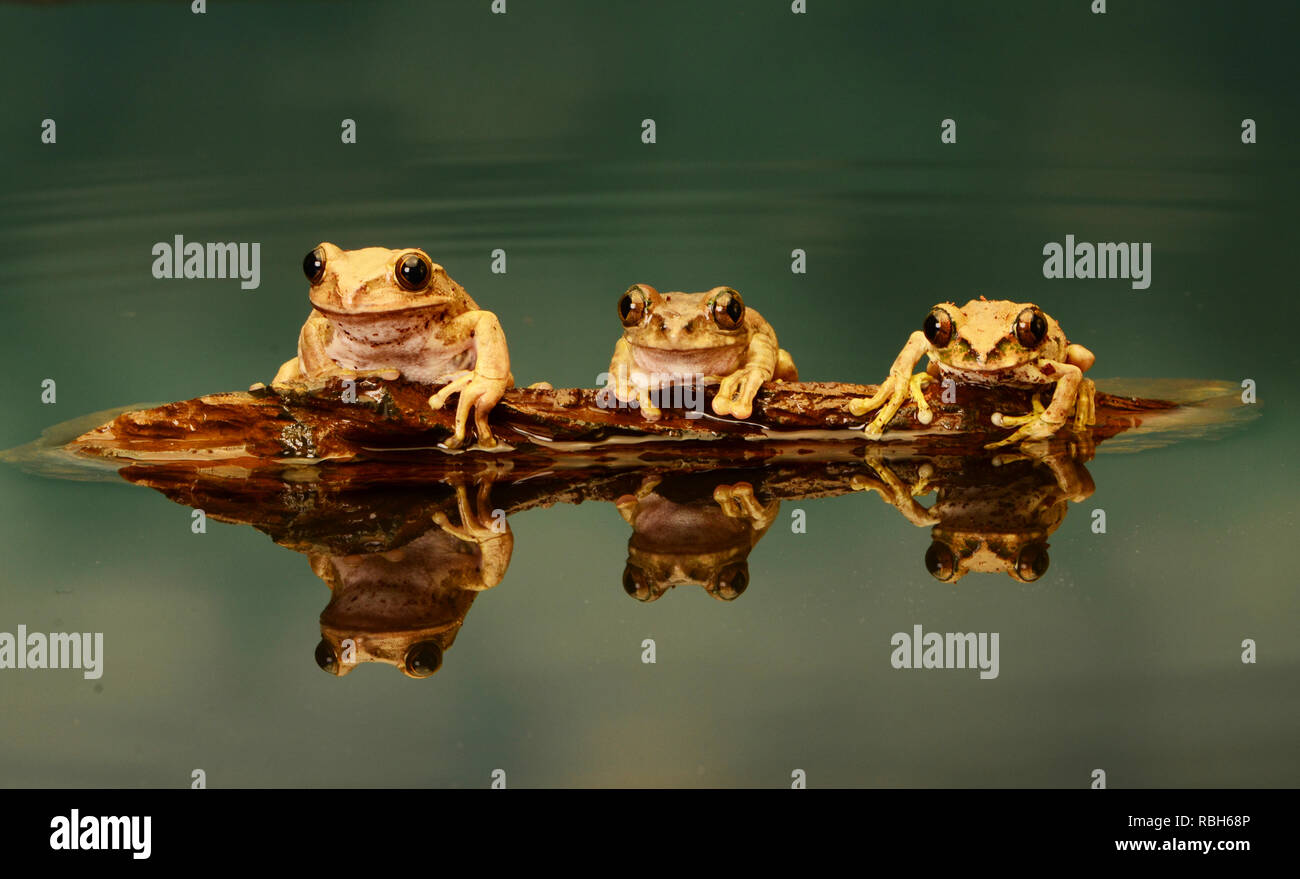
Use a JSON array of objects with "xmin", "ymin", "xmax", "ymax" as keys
[{"xmin": 0, "ymin": 0, "xmax": 1295, "ymax": 786}]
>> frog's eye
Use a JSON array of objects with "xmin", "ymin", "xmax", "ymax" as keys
[
  {"xmin": 1015, "ymin": 307, "xmax": 1049, "ymax": 349},
  {"xmin": 923, "ymin": 307, "xmax": 954, "ymax": 347},
  {"xmin": 618, "ymin": 286, "xmax": 648, "ymax": 327},
  {"xmin": 313, "ymin": 638, "xmax": 340, "ymax": 675},
  {"xmin": 622, "ymin": 564, "xmax": 659, "ymax": 601},
  {"xmin": 303, "ymin": 246, "xmax": 327, "ymax": 284},
  {"xmin": 712, "ymin": 562, "xmax": 750, "ymax": 601},
  {"xmin": 403, "ymin": 640, "xmax": 443, "ymax": 678},
  {"xmin": 710, "ymin": 288, "xmax": 746, "ymax": 331},
  {"xmin": 924, "ymin": 541, "xmax": 957, "ymax": 581},
  {"xmin": 395, "ymin": 253, "xmax": 432, "ymax": 292},
  {"xmin": 1014, "ymin": 543, "xmax": 1050, "ymax": 582}
]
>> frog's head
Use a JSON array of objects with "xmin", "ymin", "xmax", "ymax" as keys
[
  {"xmin": 923, "ymin": 533, "xmax": 1051, "ymax": 583},
  {"xmin": 302, "ymin": 242, "xmax": 469, "ymax": 319},
  {"xmin": 314, "ymin": 628, "xmax": 453, "ymax": 679},
  {"xmin": 621, "ymin": 555, "xmax": 751, "ymax": 602},
  {"xmin": 923, "ymin": 299, "xmax": 1067, "ymax": 371},
  {"xmin": 617, "ymin": 284, "xmax": 750, "ymax": 352}
]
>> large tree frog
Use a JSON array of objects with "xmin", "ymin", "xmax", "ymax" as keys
[
  {"xmin": 848, "ymin": 298, "xmax": 1096, "ymax": 447},
  {"xmin": 272, "ymin": 242, "xmax": 512, "ymax": 448},
  {"xmin": 604, "ymin": 284, "xmax": 798, "ymax": 421}
]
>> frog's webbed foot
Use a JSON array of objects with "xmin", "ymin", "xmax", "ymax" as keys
[
  {"xmin": 713, "ymin": 482, "xmax": 779, "ymax": 530},
  {"xmin": 985, "ymin": 413, "xmax": 1067, "ymax": 449},
  {"xmin": 849, "ymin": 372, "xmax": 931, "ymax": 439},
  {"xmin": 713, "ymin": 367, "xmax": 768, "ymax": 420},
  {"xmin": 991, "ymin": 394, "xmax": 1046, "ymax": 429},
  {"xmin": 430, "ymin": 369, "xmax": 510, "ymax": 449},
  {"xmin": 432, "ymin": 479, "xmax": 509, "ymax": 544},
  {"xmin": 605, "ymin": 370, "xmax": 661, "ymax": 422},
  {"xmin": 614, "ymin": 475, "xmax": 662, "ymax": 524},
  {"xmin": 850, "ymin": 454, "xmax": 940, "ymax": 527}
]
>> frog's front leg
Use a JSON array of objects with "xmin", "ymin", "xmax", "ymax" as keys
[
  {"xmin": 432, "ymin": 479, "xmax": 513, "ymax": 589},
  {"xmin": 712, "ymin": 482, "xmax": 780, "ymax": 531},
  {"xmin": 273, "ymin": 312, "xmax": 401, "ymax": 387},
  {"xmin": 987, "ymin": 359, "xmax": 1085, "ymax": 448},
  {"xmin": 713, "ymin": 325, "xmax": 783, "ymax": 420},
  {"xmin": 849, "ymin": 457, "xmax": 940, "ymax": 527},
  {"xmin": 429, "ymin": 310, "xmax": 512, "ymax": 449},
  {"xmin": 604, "ymin": 338, "xmax": 661, "ymax": 421},
  {"xmin": 847, "ymin": 331, "xmax": 930, "ymax": 439}
]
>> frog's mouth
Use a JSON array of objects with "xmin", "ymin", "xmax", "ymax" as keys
[
  {"xmin": 631, "ymin": 345, "xmax": 746, "ymax": 378},
  {"xmin": 321, "ymin": 309, "xmax": 438, "ymax": 347}
]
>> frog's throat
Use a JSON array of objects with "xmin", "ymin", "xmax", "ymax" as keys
[
  {"xmin": 322, "ymin": 310, "xmax": 436, "ymax": 347},
  {"xmin": 630, "ymin": 344, "xmax": 746, "ymax": 378}
]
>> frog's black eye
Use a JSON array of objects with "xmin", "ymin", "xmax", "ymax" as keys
[
  {"xmin": 403, "ymin": 640, "xmax": 443, "ymax": 678},
  {"xmin": 923, "ymin": 307, "xmax": 954, "ymax": 347},
  {"xmin": 713, "ymin": 562, "xmax": 750, "ymax": 601},
  {"xmin": 303, "ymin": 246, "xmax": 326, "ymax": 284},
  {"xmin": 1014, "ymin": 543, "xmax": 1050, "ymax": 582},
  {"xmin": 924, "ymin": 541, "xmax": 957, "ymax": 581},
  {"xmin": 313, "ymin": 638, "xmax": 339, "ymax": 674},
  {"xmin": 1015, "ymin": 307, "xmax": 1049, "ymax": 349},
  {"xmin": 395, "ymin": 253, "xmax": 432, "ymax": 292},
  {"xmin": 618, "ymin": 286, "xmax": 648, "ymax": 328},
  {"xmin": 710, "ymin": 288, "xmax": 745, "ymax": 331},
  {"xmin": 622, "ymin": 564, "xmax": 657, "ymax": 601}
]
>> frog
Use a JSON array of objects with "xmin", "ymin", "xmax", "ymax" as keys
[
  {"xmin": 847, "ymin": 298, "xmax": 1096, "ymax": 448},
  {"xmin": 604, "ymin": 284, "xmax": 798, "ymax": 421},
  {"xmin": 615, "ymin": 474, "xmax": 778, "ymax": 602},
  {"xmin": 271, "ymin": 242, "xmax": 512, "ymax": 449},
  {"xmin": 851, "ymin": 445, "xmax": 1094, "ymax": 582},
  {"xmin": 310, "ymin": 476, "xmax": 513, "ymax": 678}
]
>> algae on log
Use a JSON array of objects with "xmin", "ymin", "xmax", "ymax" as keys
[{"xmin": 66, "ymin": 377, "xmax": 1178, "ymax": 464}]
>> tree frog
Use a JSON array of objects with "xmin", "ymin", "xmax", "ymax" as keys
[
  {"xmin": 272, "ymin": 242, "xmax": 513, "ymax": 449},
  {"xmin": 852, "ymin": 446, "xmax": 1094, "ymax": 583},
  {"xmin": 848, "ymin": 298, "xmax": 1096, "ymax": 447},
  {"xmin": 605, "ymin": 284, "xmax": 798, "ymax": 421},
  {"xmin": 615, "ymin": 474, "xmax": 777, "ymax": 602},
  {"xmin": 310, "ymin": 477, "xmax": 512, "ymax": 678}
]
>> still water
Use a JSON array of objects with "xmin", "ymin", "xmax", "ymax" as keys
[{"xmin": 1, "ymin": 1, "xmax": 1296, "ymax": 787}]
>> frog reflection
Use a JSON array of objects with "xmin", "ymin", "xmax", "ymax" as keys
[
  {"xmin": 311, "ymin": 478, "xmax": 513, "ymax": 678},
  {"xmin": 616, "ymin": 474, "xmax": 779, "ymax": 602},
  {"xmin": 851, "ymin": 445, "xmax": 1094, "ymax": 582}
]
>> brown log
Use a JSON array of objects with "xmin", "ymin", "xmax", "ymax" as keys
[{"xmin": 66, "ymin": 377, "xmax": 1177, "ymax": 466}]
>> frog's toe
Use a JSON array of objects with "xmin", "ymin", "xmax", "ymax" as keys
[
  {"xmin": 848, "ymin": 398, "xmax": 873, "ymax": 417},
  {"xmin": 986, "ymin": 416, "xmax": 1065, "ymax": 449}
]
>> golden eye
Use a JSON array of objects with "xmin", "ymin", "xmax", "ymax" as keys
[
  {"xmin": 395, "ymin": 253, "xmax": 432, "ymax": 291},
  {"xmin": 710, "ymin": 288, "xmax": 745, "ymax": 331},
  {"xmin": 303, "ymin": 246, "xmax": 326, "ymax": 284},
  {"xmin": 924, "ymin": 541, "xmax": 957, "ymax": 581},
  {"xmin": 403, "ymin": 640, "xmax": 443, "ymax": 677},
  {"xmin": 618, "ymin": 285, "xmax": 648, "ymax": 327},
  {"xmin": 923, "ymin": 307, "xmax": 954, "ymax": 347},
  {"xmin": 1015, "ymin": 307, "xmax": 1048, "ymax": 348}
]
